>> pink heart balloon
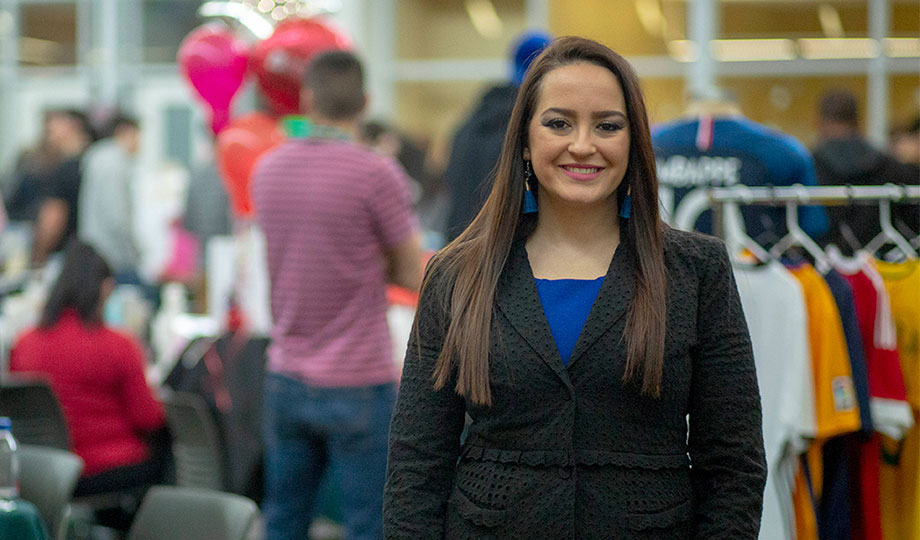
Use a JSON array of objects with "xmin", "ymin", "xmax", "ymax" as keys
[{"xmin": 178, "ymin": 24, "xmax": 249, "ymax": 133}]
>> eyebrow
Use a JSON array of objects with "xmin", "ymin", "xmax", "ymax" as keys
[{"xmin": 541, "ymin": 107, "xmax": 627, "ymax": 120}]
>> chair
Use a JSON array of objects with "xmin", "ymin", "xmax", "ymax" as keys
[
  {"xmin": 18, "ymin": 445, "xmax": 84, "ymax": 540},
  {"xmin": 160, "ymin": 389, "xmax": 226, "ymax": 491},
  {"xmin": 126, "ymin": 486, "xmax": 259, "ymax": 540},
  {"xmin": 0, "ymin": 377, "xmax": 70, "ymax": 450}
]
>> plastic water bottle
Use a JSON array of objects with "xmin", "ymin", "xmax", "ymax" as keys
[{"xmin": 0, "ymin": 416, "xmax": 19, "ymax": 500}]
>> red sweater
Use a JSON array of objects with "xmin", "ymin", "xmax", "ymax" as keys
[{"xmin": 10, "ymin": 310, "xmax": 165, "ymax": 476}]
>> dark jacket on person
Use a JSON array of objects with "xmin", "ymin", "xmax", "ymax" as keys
[
  {"xmin": 814, "ymin": 135, "xmax": 920, "ymax": 249},
  {"xmin": 443, "ymin": 84, "xmax": 518, "ymax": 241},
  {"xmin": 384, "ymin": 223, "xmax": 767, "ymax": 539},
  {"xmin": 5, "ymin": 151, "xmax": 61, "ymax": 222}
]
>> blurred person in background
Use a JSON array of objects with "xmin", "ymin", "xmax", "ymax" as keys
[
  {"xmin": 890, "ymin": 115, "xmax": 920, "ymax": 167},
  {"xmin": 9, "ymin": 240, "xmax": 169, "ymax": 532},
  {"xmin": 361, "ymin": 120, "xmax": 448, "ymax": 248},
  {"xmin": 652, "ymin": 89, "xmax": 827, "ymax": 245},
  {"xmin": 183, "ymin": 138, "xmax": 234, "ymax": 314},
  {"xmin": 78, "ymin": 114, "xmax": 144, "ymax": 285},
  {"xmin": 3, "ymin": 111, "xmax": 66, "ymax": 222},
  {"xmin": 442, "ymin": 30, "xmax": 552, "ymax": 241},
  {"xmin": 889, "ymin": 115, "xmax": 920, "ymax": 238},
  {"xmin": 813, "ymin": 89, "xmax": 919, "ymax": 248},
  {"xmin": 183, "ymin": 144, "xmax": 233, "ymax": 258},
  {"xmin": 252, "ymin": 51, "xmax": 422, "ymax": 540},
  {"xmin": 26, "ymin": 108, "xmax": 95, "ymax": 267}
]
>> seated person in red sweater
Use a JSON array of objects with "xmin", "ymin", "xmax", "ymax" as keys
[{"xmin": 10, "ymin": 241, "xmax": 168, "ymax": 518}]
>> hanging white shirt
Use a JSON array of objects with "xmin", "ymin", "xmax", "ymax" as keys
[{"xmin": 734, "ymin": 260, "xmax": 816, "ymax": 540}]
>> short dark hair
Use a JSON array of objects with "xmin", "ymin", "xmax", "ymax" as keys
[
  {"xmin": 40, "ymin": 240, "xmax": 112, "ymax": 328},
  {"xmin": 104, "ymin": 113, "xmax": 139, "ymax": 138},
  {"xmin": 47, "ymin": 108, "xmax": 97, "ymax": 142},
  {"xmin": 820, "ymin": 88, "xmax": 859, "ymax": 127},
  {"xmin": 908, "ymin": 115, "xmax": 920, "ymax": 135},
  {"xmin": 303, "ymin": 51, "xmax": 365, "ymax": 120}
]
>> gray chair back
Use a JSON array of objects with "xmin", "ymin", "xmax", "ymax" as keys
[
  {"xmin": 18, "ymin": 444, "xmax": 84, "ymax": 540},
  {"xmin": 126, "ymin": 485, "xmax": 259, "ymax": 540},
  {"xmin": 160, "ymin": 390, "xmax": 226, "ymax": 490},
  {"xmin": 0, "ymin": 377, "xmax": 70, "ymax": 450}
]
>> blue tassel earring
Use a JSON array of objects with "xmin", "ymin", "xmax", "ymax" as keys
[
  {"xmin": 523, "ymin": 161, "xmax": 538, "ymax": 214},
  {"xmin": 618, "ymin": 191, "xmax": 631, "ymax": 219}
]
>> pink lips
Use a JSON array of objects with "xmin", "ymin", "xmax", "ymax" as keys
[{"xmin": 559, "ymin": 164, "xmax": 605, "ymax": 181}]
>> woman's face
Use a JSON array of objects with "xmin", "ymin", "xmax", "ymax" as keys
[{"xmin": 523, "ymin": 62, "xmax": 630, "ymax": 213}]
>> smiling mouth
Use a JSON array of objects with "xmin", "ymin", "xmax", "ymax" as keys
[{"xmin": 561, "ymin": 165, "xmax": 604, "ymax": 174}]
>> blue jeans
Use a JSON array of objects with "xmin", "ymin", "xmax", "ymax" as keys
[{"xmin": 262, "ymin": 373, "xmax": 396, "ymax": 540}]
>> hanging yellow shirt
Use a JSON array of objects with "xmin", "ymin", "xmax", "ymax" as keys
[
  {"xmin": 788, "ymin": 263, "xmax": 860, "ymax": 540},
  {"xmin": 788, "ymin": 264, "xmax": 861, "ymax": 439},
  {"xmin": 876, "ymin": 259, "xmax": 920, "ymax": 540}
]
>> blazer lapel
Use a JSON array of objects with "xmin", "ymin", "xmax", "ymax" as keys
[
  {"xmin": 495, "ymin": 239, "xmax": 571, "ymax": 387},
  {"xmin": 567, "ymin": 225, "xmax": 636, "ymax": 367}
]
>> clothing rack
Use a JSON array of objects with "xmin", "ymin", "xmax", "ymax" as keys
[
  {"xmin": 709, "ymin": 184, "xmax": 920, "ymax": 206},
  {"xmin": 708, "ymin": 184, "xmax": 920, "ymax": 242}
]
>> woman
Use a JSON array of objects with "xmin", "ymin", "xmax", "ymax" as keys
[
  {"xmin": 10, "ymin": 241, "xmax": 167, "ymax": 507},
  {"xmin": 383, "ymin": 37, "xmax": 766, "ymax": 539}
]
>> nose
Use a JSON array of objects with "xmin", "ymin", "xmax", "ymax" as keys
[{"xmin": 568, "ymin": 127, "xmax": 596, "ymax": 157}]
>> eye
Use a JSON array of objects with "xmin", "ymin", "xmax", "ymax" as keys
[
  {"xmin": 597, "ymin": 121, "xmax": 625, "ymax": 133},
  {"xmin": 541, "ymin": 118, "xmax": 570, "ymax": 130}
]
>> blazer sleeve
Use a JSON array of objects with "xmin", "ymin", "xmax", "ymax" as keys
[
  {"xmin": 383, "ymin": 262, "xmax": 466, "ymax": 539},
  {"xmin": 688, "ymin": 238, "xmax": 767, "ymax": 539}
]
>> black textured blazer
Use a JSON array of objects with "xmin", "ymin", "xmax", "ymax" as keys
[{"xmin": 384, "ymin": 225, "xmax": 767, "ymax": 539}]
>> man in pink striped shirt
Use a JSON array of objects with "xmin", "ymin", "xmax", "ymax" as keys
[{"xmin": 252, "ymin": 50, "xmax": 422, "ymax": 540}]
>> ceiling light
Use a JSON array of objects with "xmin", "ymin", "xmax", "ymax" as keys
[
  {"xmin": 712, "ymin": 39, "xmax": 796, "ymax": 62},
  {"xmin": 667, "ymin": 37, "xmax": 917, "ymax": 63},
  {"xmin": 667, "ymin": 40, "xmax": 697, "ymax": 63},
  {"xmin": 817, "ymin": 4, "xmax": 844, "ymax": 39},
  {"xmin": 635, "ymin": 0, "xmax": 666, "ymax": 39},
  {"xmin": 465, "ymin": 0, "xmax": 503, "ymax": 40},
  {"xmin": 799, "ymin": 38, "xmax": 879, "ymax": 59},
  {"xmin": 199, "ymin": 2, "xmax": 274, "ymax": 39},
  {"xmin": 884, "ymin": 38, "xmax": 920, "ymax": 58},
  {"xmin": 257, "ymin": 0, "xmax": 274, "ymax": 13}
]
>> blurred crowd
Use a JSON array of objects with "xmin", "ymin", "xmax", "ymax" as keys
[{"xmin": 2, "ymin": 89, "xmax": 916, "ymax": 296}]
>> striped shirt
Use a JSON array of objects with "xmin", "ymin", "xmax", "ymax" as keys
[{"xmin": 252, "ymin": 137, "xmax": 417, "ymax": 387}]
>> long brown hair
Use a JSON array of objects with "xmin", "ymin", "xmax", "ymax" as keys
[
  {"xmin": 426, "ymin": 36, "xmax": 667, "ymax": 405},
  {"xmin": 40, "ymin": 240, "xmax": 113, "ymax": 328}
]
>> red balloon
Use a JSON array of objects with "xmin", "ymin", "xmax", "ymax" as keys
[
  {"xmin": 178, "ymin": 24, "xmax": 250, "ymax": 134},
  {"xmin": 249, "ymin": 18, "xmax": 350, "ymax": 116},
  {"xmin": 216, "ymin": 113, "xmax": 285, "ymax": 218}
]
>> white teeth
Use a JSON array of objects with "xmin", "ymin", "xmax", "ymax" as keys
[{"xmin": 565, "ymin": 166, "xmax": 600, "ymax": 174}]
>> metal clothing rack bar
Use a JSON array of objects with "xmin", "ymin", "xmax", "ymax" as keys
[
  {"xmin": 708, "ymin": 184, "xmax": 920, "ymax": 238},
  {"xmin": 709, "ymin": 184, "xmax": 920, "ymax": 205}
]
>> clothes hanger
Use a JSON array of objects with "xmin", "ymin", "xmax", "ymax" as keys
[
  {"xmin": 835, "ymin": 186, "xmax": 863, "ymax": 255},
  {"xmin": 769, "ymin": 193, "xmax": 831, "ymax": 273},
  {"xmin": 721, "ymin": 187, "xmax": 771, "ymax": 263},
  {"xmin": 894, "ymin": 216, "xmax": 920, "ymax": 250},
  {"xmin": 864, "ymin": 193, "xmax": 918, "ymax": 260}
]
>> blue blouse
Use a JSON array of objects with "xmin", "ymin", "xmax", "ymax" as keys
[{"xmin": 534, "ymin": 277, "xmax": 605, "ymax": 365}]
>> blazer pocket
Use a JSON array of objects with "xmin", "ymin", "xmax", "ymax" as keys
[
  {"xmin": 623, "ymin": 499, "xmax": 693, "ymax": 531},
  {"xmin": 448, "ymin": 487, "xmax": 507, "ymax": 528}
]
